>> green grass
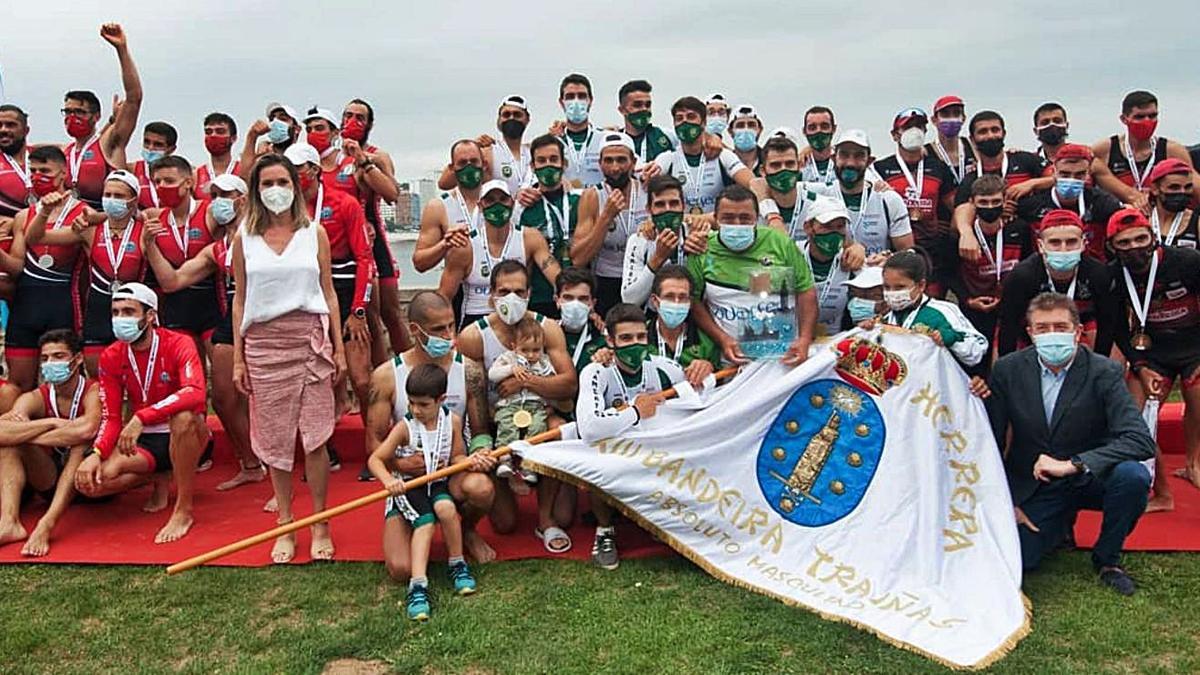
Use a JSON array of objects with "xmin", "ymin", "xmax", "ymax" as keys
[{"xmin": 1, "ymin": 552, "xmax": 1198, "ymax": 674}]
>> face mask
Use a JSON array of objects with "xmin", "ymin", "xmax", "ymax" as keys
[
  {"xmin": 267, "ymin": 119, "xmax": 291, "ymax": 144},
  {"xmin": 615, "ymin": 343, "xmax": 649, "ymax": 371},
  {"xmin": 733, "ymin": 129, "xmax": 759, "ymax": 152},
  {"xmin": 112, "ymin": 316, "xmax": 146, "ymax": 343},
  {"xmin": 494, "ymin": 292, "xmax": 528, "ymax": 325},
  {"xmin": 534, "ymin": 165, "xmax": 563, "ymax": 188},
  {"xmin": 675, "ymin": 122, "xmax": 703, "ymax": 145},
  {"xmin": 837, "ymin": 165, "xmax": 863, "ymax": 188},
  {"xmin": 297, "ymin": 170, "xmax": 317, "ymax": 194},
  {"xmin": 1055, "ymin": 177, "xmax": 1084, "ymax": 200},
  {"xmin": 455, "ymin": 164, "xmax": 484, "ymax": 189},
  {"xmin": 417, "ymin": 327, "xmax": 453, "ymax": 358},
  {"xmin": 847, "ymin": 297, "xmax": 878, "ymax": 323},
  {"xmin": 883, "ymin": 288, "xmax": 916, "ymax": 311},
  {"xmin": 1044, "ymin": 249, "xmax": 1081, "ymax": 273},
  {"xmin": 653, "ymin": 211, "xmax": 683, "ymax": 234},
  {"xmin": 718, "ymin": 224, "xmax": 755, "ymax": 252},
  {"xmin": 204, "ymin": 134, "xmax": 233, "ymax": 155},
  {"xmin": 141, "ymin": 149, "xmax": 166, "ymax": 165},
  {"xmin": 31, "ymin": 173, "xmax": 58, "ymax": 197},
  {"xmin": 935, "ymin": 119, "xmax": 964, "ymax": 137},
  {"xmin": 766, "ymin": 169, "xmax": 799, "ymax": 194},
  {"xmin": 1036, "ymin": 124, "xmax": 1067, "ymax": 146},
  {"xmin": 1126, "ymin": 118, "xmax": 1157, "ymax": 142},
  {"xmin": 605, "ymin": 171, "xmax": 631, "ymax": 189},
  {"xmin": 1032, "ymin": 331, "xmax": 1077, "ymax": 366},
  {"xmin": 157, "ymin": 183, "xmax": 184, "ymax": 209},
  {"xmin": 558, "ymin": 299, "xmax": 590, "ymax": 331},
  {"xmin": 499, "ymin": 119, "xmax": 527, "ymax": 139},
  {"xmin": 307, "ymin": 130, "xmax": 332, "ymax": 155},
  {"xmin": 811, "ymin": 231, "xmax": 844, "ymax": 259},
  {"xmin": 626, "ymin": 110, "xmax": 652, "ymax": 131},
  {"xmin": 260, "ymin": 185, "xmax": 294, "ymax": 214},
  {"xmin": 976, "ymin": 138, "xmax": 1005, "ymax": 157},
  {"xmin": 65, "ymin": 114, "xmax": 94, "ymax": 139},
  {"xmin": 706, "ymin": 115, "xmax": 728, "ymax": 136},
  {"xmin": 977, "ymin": 205, "xmax": 1004, "ymax": 223},
  {"xmin": 806, "ymin": 132, "xmax": 833, "ymax": 152},
  {"xmin": 482, "ymin": 202, "xmax": 512, "ymax": 227},
  {"xmin": 657, "ymin": 300, "xmax": 690, "ymax": 329},
  {"xmin": 1117, "ymin": 245, "xmax": 1155, "ymax": 271},
  {"xmin": 102, "ymin": 196, "xmax": 132, "ymax": 219},
  {"xmin": 211, "ymin": 197, "xmax": 237, "ymax": 225},
  {"xmin": 40, "ymin": 359, "xmax": 74, "ymax": 385},
  {"xmin": 899, "ymin": 127, "xmax": 925, "ymax": 152},
  {"xmin": 563, "ymin": 99, "xmax": 590, "ymax": 125},
  {"xmin": 1162, "ymin": 193, "xmax": 1190, "ymax": 213},
  {"xmin": 341, "ymin": 118, "xmax": 367, "ymax": 142}
]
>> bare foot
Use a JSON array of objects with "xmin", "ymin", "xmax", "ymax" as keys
[
  {"xmin": 464, "ymin": 529, "xmax": 496, "ymax": 563},
  {"xmin": 216, "ymin": 466, "xmax": 266, "ymax": 491},
  {"xmin": 142, "ymin": 478, "xmax": 169, "ymax": 513},
  {"xmin": 20, "ymin": 525, "xmax": 51, "ymax": 557},
  {"xmin": 1146, "ymin": 494, "xmax": 1175, "ymax": 513},
  {"xmin": 310, "ymin": 522, "xmax": 334, "ymax": 561},
  {"xmin": 271, "ymin": 532, "xmax": 296, "ymax": 564},
  {"xmin": 0, "ymin": 520, "xmax": 28, "ymax": 547},
  {"xmin": 263, "ymin": 495, "xmax": 279, "ymax": 513},
  {"xmin": 507, "ymin": 474, "xmax": 532, "ymax": 497},
  {"xmin": 154, "ymin": 511, "xmax": 194, "ymax": 543},
  {"xmin": 1172, "ymin": 465, "xmax": 1200, "ymax": 490}
]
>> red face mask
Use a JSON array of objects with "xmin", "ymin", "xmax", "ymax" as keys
[
  {"xmin": 204, "ymin": 134, "xmax": 233, "ymax": 155},
  {"xmin": 341, "ymin": 118, "xmax": 366, "ymax": 142},
  {"xmin": 1126, "ymin": 118, "xmax": 1158, "ymax": 142},
  {"xmin": 31, "ymin": 172, "xmax": 58, "ymax": 197},
  {"xmin": 307, "ymin": 130, "xmax": 332, "ymax": 154},
  {"xmin": 298, "ymin": 171, "xmax": 315, "ymax": 194},
  {"xmin": 157, "ymin": 183, "xmax": 184, "ymax": 209},
  {"xmin": 65, "ymin": 114, "xmax": 94, "ymax": 140}
]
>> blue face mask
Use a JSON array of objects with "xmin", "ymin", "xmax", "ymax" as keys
[
  {"xmin": 1044, "ymin": 249, "xmax": 1081, "ymax": 273},
  {"xmin": 706, "ymin": 116, "xmax": 729, "ymax": 136},
  {"xmin": 563, "ymin": 100, "xmax": 590, "ymax": 125},
  {"xmin": 656, "ymin": 300, "xmax": 690, "ymax": 329},
  {"xmin": 112, "ymin": 316, "xmax": 146, "ymax": 343},
  {"xmin": 733, "ymin": 129, "xmax": 759, "ymax": 152},
  {"xmin": 1033, "ymin": 331, "xmax": 1077, "ymax": 366},
  {"xmin": 267, "ymin": 118, "xmax": 291, "ymax": 144},
  {"xmin": 102, "ymin": 196, "xmax": 131, "ymax": 219},
  {"xmin": 141, "ymin": 148, "xmax": 166, "ymax": 165},
  {"xmin": 210, "ymin": 197, "xmax": 237, "ymax": 225},
  {"xmin": 417, "ymin": 327, "xmax": 453, "ymax": 358},
  {"xmin": 847, "ymin": 297, "xmax": 878, "ymax": 323},
  {"xmin": 1055, "ymin": 177, "xmax": 1084, "ymax": 200},
  {"xmin": 718, "ymin": 224, "xmax": 756, "ymax": 252},
  {"xmin": 40, "ymin": 360, "xmax": 74, "ymax": 385}
]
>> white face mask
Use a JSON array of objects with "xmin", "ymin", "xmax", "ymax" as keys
[
  {"xmin": 899, "ymin": 127, "xmax": 926, "ymax": 152},
  {"xmin": 260, "ymin": 186, "xmax": 294, "ymax": 214},
  {"xmin": 494, "ymin": 292, "xmax": 529, "ymax": 325},
  {"xmin": 558, "ymin": 299, "xmax": 590, "ymax": 331},
  {"xmin": 883, "ymin": 288, "xmax": 916, "ymax": 311}
]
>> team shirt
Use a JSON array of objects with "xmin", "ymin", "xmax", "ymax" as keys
[
  {"xmin": 390, "ymin": 351, "xmax": 468, "ymax": 424},
  {"xmin": 490, "ymin": 141, "xmax": 532, "ymax": 195},
  {"xmin": 308, "ymin": 185, "xmax": 375, "ymax": 312},
  {"xmin": 561, "ymin": 126, "xmax": 604, "ymax": 187},
  {"xmin": 803, "ymin": 181, "xmax": 912, "ymax": 256},
  {"xmin": 132, "ymin": 160, "xmax": 159, "ymax": 209},
  {"xmin": 0, "ymin": 151, "xmax": 31, "ymax": 218},
  {"xmin": 64, "ymin": 135, "xmax": 111, "ymax": 207},
  {"xmin": 594, "ymin": 182, "xmax": 649, "ymax": 279},
  {"xmin": 954, "ymin": 151, "xmax": 1050, "ymax": 204},
  {"xmin": 646, "ymin": 318, "xmax": 720, "ymax": 368},
  {"xmin": 575, "ymin": 357, "xmax": 685, "ymax": 441},
  {"xmin": 22, "ymin": 199, "xmax": 87, "ymax": 283},
  {"xmin": 949, "ymin": 219, "xmax": 1030, "ymax": 301},
  {"xmin": 996, "ymin": 253, "xmax": 1117, "ymax": 357},
  {"xmin": 872, "ymin": 153, "xmax": 956, "ymax": 267},
  {"xmin": 653, "ymin": 149, "xmax": 746, "ymax": 214},
  {"xmin": 630, "ymin": 124, "xmax": 676, "ymax": 165},
  {"xmin": 925, "ymin": 138, "xmax": 977, "ymax": 184},
  {"xmin": 89, "ymin": 219, "xmax": 146, "ymax": 294},
  {"xmin": 882, "ymin": 296, "xmax": 989, "ymax": 367},
  {"xmin": 801, "ymin": 245, "xmax": 854, "ymax": 335},
  {"xmin": 1150, "ymin": 208, "xmax": 1200, "ymax": 250},
  {"xmin": 461, "ymin": 220, "xmax": 526, "ymax": 318},
  {"xmin": 1106, "ymin": 135, "xmax": 1170, "ymax": 192},
  {"xmin": 519, "ymin": 187, "xmax": 580, "ymax": 308},
  {"xmin": 193, "ymin": 160, "xmax": 241, "ymax": 200},
  {"xmin": 1015, "ymin": 187, "xmax": 1122, "ymax": 261},
  {"xmin": 1110, "ymin": 247, "xmax": 1200, "ymax": 356}
]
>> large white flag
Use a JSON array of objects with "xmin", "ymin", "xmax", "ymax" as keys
[{"xmin": 518, "ymin": 330, "xmax": 1030, "ymax": 669}]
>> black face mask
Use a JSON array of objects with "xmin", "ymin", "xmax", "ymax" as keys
[
  {"xmin": 1117, "ymin": 245, "xmax": 1156, "ymax": 272},
  {"xmin": 977, "ymin": 205, "xmax": 1004, "ymax": 223},
  {"xmin": 1162, "ymin": 193, "xmax": 1191, "ymax": 213},
  {"xmin": 499, "ymin": 119, "xmax": 527, "ymax": 140},
  {"xmin": 605, "ymin": 171, "xmax": 631, "ymax": 189},
  {"xmin": 1037, "ymin": 124, "xmax": 1067, "ymax": 146},
  {"xmin": 976, "ymin": 138, "xmax": 1005, "ymax": 157}
]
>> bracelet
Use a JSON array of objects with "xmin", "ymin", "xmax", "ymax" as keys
[{"xmin": 468, "ymin": 434, "xmax": 494, "ymax": 454}]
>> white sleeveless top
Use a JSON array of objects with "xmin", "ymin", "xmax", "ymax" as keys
[
  {"xmin": 491, "ymin": 142, "xmax": 532, "ymax": 195},
  {"xmin": 396, "ymin": 407, "xmax": 453, "ymax": 478},
  {"xmin": 391, "ymin": 351, "xmax": 468, "ymax": 423},
  {"xmin": 440, "ymin": 188, "xmax": 479, "ymax": 232},
  {"xmin": 476, "ymin": 312, "xmax": 547, "ymax": 406},
  {"xmin": 595, "ymin": 183, "xmax": 648, "ymax": 278},
  {"xmin": 462, "ymin": 222, "xmax": 526, "ymax": 316},
  {"xmin": 240, "ymin": 222, "xmax": 328, "ymax": 333}
]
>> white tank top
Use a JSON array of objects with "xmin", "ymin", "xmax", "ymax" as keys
[
  {"xmin": 391, "ymin": 351, "xmax": 468, "ymax": 423},
  {"xmin": 440, "ymin": 188, "xmax": 479, "ymax": 232},
  {"xmin": 239, "ymin": 222, "xmax": 328, "ymax": 333},
  {"xmin": 476, "ymin": 313, "xmax": 547, "ymax": 406},
  {"xmin": 595, "ymin": 183, "xmax": 648, "ymax": 278},
  {"xmin": 462, "ymin": 223, "xmax": 526, "ymax": 317},
  {"xmin": 491, "ymin": 142, "xmax": 532, "ymax": 195},
  {"xmin": 397, "ymin": 407, "xmax": 453, "ymax": 477}
]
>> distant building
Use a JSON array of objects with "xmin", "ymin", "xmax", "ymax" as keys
[
  {"xmin": 417, "ymin": 177, "xmax": 438, "ymax": 208},
  {"xmin": 378, "ymin": 202, "xmax": 397, "ymax": 230},
  {"xmin": 394, "ymin": 182, "xmax": 414, "ymax": 229}
]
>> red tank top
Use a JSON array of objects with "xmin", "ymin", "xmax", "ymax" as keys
[
  {"xmin": 193, "ymin": 161, "xmax": 241, "ymax": 199},
  {"xmin": 39, "ymin": 376, "xmax": 90, "ymax": 420},
  {"xmin": 154, "ymin": 200, "xmax": 214, "ymax": 266},
  {"xmin": 322, "ymin": 152, "xmax": 361, "ymax": 201},
  {"xmin": 0, "ymin": 151, "xmax": 32, "ymax": 218},
  {"xmin": 133, "ymin": 160, "xmax": 157, "ymax": 209},
  {"xmin": 89, "ymin": 219, "xmax": 146, "ymax": 292},
  {"xmin": 64, "ymin": 136, "xmax": 110, "ymax": 206},
  {"xmin": 23, "ymin": 200, "xmax": 86, "ymax": 277}
]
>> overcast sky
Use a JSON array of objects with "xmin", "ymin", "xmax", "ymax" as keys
[{"xmin": 3, "ymin": 1, "xmax": 1194, "ymax": 183}]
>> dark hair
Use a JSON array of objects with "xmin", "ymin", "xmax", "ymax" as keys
[
  {"xmin": 1026, "ymin": 291, "xmax": 1080, "ymax": 326},
  {"xmin": 513, "ymin": 315, "xmax": 544, "ymax": 344},
  {"xmin": 144, "ymin": 121, "xmax": 178, "ymax": 147},
  {"xmin": 406, "ymin": 363, "xmax": 448, "ymax": 399},
  {"xmin": 969, "ymin": 110, "xmax": 1005, "ymax": 136},
  {"xmin": 64, "ymin": 90, "xmax": 101, "ymax": 114},
  {"xmin": 530, "ymin": 133, "xmax": 563, "ymax": 160},
  {"xmin": 618, "ymin": 79, "xmax": 652, "ymax": 104},
  {"xmin": 39, "ymin": 328, "xmax": 82, "ymax": 355},
  {"xmin": 883, "ymin": 250, "xmax": 927, "ymax": 283},
  {"xmin": 1033, "ymin": 102, "xmax": 1066, "ymax": 124},
  {"xmin": 150, "ymin": 154, "xmax": 193, "ymax": 177},
  {"xmin": 714, "ymin": 185, "xmax": 759, "ymax": 218},
  {"xmin": 1121, "ymin": 90, "xmax": 1157, "ymax": 115},
  {"xmin": 652, "ymin": 264, "xmax": 691, "ymax": 297},
  {"xmin": 646, "ymin": 174, "xmax": 683, "ymax": 200},
  {"xmin": 559, "ymin": 73, "xmax": 593, "ymax": 99},
  {"xmin": 555, "ymin": 266, "xmax": 595, "ymax": 295},
  {"xmin": 762, "ymin": 136, "xmax": 798, "ymax": 158},
  {"xmin": 203, "ymin": 112, "xmax": 237, "ymax": 137},
  {"xmin": 971, "ymin": 174, "xmax": 1006, "ymax": 197},
  {"xmin": 671, "ymin": 96, "xmax": 706, "ymax": 121},
  {"xmin": 605, "ymin": 302, "xmax": 647, "ymax": 337},
  {"xmin": 804, "ymin": 106, "xmax": 835, "ymax": 127},
  {"xmin": 348, "ymin": 98, "xmax": 375, "ymax": 126},
  {"xmin": 449, "ymin": 138, "xmax": 482, "ymax": 163},
  {"xmin": 489, "ymin": 259, "xmax": 528, "ymax": 291},
  {"xmin": 407, "ymin": 290, "xmax": 452, "ymax": 326},
  {"xmin": 0, "ymin": 104, "xmax": 28, "ymax": 125},
  {"xmin": 29, "ymin": 145, "xmax": 66, "ymax": 165}
]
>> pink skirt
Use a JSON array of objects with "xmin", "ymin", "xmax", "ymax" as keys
[{"xmin": 245, "ymin": 311, "xmax": 336, "ymax": 471}]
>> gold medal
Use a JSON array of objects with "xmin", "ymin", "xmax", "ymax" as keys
[
  {"xmin": 1131, "ymin": 331, "xmax": 1152, "ymax": 351},
  {"xmin": 689, "ymin": 205, "xmax": 704, "ymax": 215},
  {"xmin": 512, "ymin": 409, "xmax": 533, "ymax": 429},
  {"xmin": 570, "ymin": 178, "xmax": 583, "ymax": 189},
  {"xmin": 908, "ymin": 206, "xmax": 923, "ymax": 222}
]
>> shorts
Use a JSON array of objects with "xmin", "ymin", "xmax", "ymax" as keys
[
  {"xmin": 594, "ymin": 275, "xmax": 623, "ymax": 320},
  {"xmin": 494, "ymin": 399, "xmax": 549, "ymax": 447},
  {"xmin": 384, "ymin": 478, "xmax": 452, "ymax": 528},
  {"xmin": 83, "ymin": 288, "xmax": 115, "ymax": 350},
  {"xmin": 7, "ymin": 279, "xmax": 74, "ymax": 355},
  {"xmin": 1140, "ymin": 332, "xmax": 1200, "ymax": 387},
  {"xmin": 135, "ymin": 432, "xmax": 173, "ymax": 473},
  {"xmin": 211, "ymin": 292, "xmax": 235, "ymax": 346},
  {"xmin": 371, "ymin": 222, "xmax": 397, "ymax": 280},
  {"xmin": 159, "ymin": 284, "xmax": 221, "ymax": 339},
  {"xmin": 334, "ymin": 277, "xmax": 355, "ymax": 327}
]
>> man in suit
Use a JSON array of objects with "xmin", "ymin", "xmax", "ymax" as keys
[{"xmin": 986, "ymin": 291, "xmax": 1155, "ymax": 595}]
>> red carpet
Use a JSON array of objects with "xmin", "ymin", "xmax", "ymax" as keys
[{"xmin": 1, "ymin": 409, "xmax": 1196, "ymax": 566}]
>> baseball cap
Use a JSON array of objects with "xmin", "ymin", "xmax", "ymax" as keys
[
  {"xmin": 768, "ymin": 126, "xmax": 800, "ymax": 144},
  {"xmin": 1039, "ymin": 209, "xmax": 1085, "ymax": 232},
  {"xmin": 499, "ymin": 95, "xmax": 529, "ymax": 112},
  {"xmin": 807, "ymin": 196, "xmax": 850, "ymax": 224},
  {"xmin": 304, "ymin": 107, "xmax": 340, "ymax": 128},
  {"xmin": 1053, "ymin": 143, "xmax": 1093, "ymax": 163},
  {"xmin": 843, "ymin": 265, "xmax": 884, "ymax": 289},
  {"xmin": 706, "ymin": 93, "xmax": 729, "ymax": 108},
  {"xmin": 1106, "ymin": 208, "xmax": 1151, "ymax": 239},
  {"xmin": 732, "ymin": 104, "xmax": 760, "ymax": 122},
  {"xmin": 112, "ymin": 281, "xmax": 159, "ymax": 311},
  {"xmin": 892, "ymin": 107, "xmax": 929, "ymax": 131},
  {"xmin": 265, "ymin": 102, "xmax": 300, "ymax": 122},
  {"xmin": 283, "ymin": 143, "xmax": 321, "ymax": 168},
  {"xmin": 480, "ymin": 179, "xmax": 512, "ymax": 198},
  {"xmin": 600, "ymin": 131, "xmax": 635, "ymax": 154},
  {"xmin": 104, "ymin": 169, "xmax": 141, "ymax": 196},
  {"xmin": 832, "ymin": 128, "xmax": 870, "ymax": 150},
  {"xmin": 932, "ymin": 95, "xmax": 964, "ymax": 115},
  {"xmin": 1147, "ymin": 158, "xmax": 1191, "ymax": 184},
  {"xmin": 210, "ymin": 173, "xmax": 247, "ymax": 194}
]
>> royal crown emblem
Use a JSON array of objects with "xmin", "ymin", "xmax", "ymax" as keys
[{"xmin": 833, "ymin": 336, "xmax": 907, "ymax": 396}]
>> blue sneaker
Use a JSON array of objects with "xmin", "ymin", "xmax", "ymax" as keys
[
  {"xmin": 448, "ymin": 561, "xmax": 477, "ymax": 596},
  {"xmin": 406, "ymin": 585, "xmax": 430, "ymax": 621}
]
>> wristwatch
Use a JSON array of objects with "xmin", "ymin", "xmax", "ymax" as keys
[
  {"xmin": 1069, "ymin": 455, "xmax": 1088, "ymax": 474},
  {"xmin": 353, "ymin": 307, "xmax": 366, "ymax": 319}
]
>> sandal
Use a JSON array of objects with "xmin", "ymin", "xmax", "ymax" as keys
[{"xmin": 534, "ymin": 525, "xmax": 572, "ymax": 554}]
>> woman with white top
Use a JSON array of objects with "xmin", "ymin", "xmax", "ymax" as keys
[{"xmin": 231, "ymin": 154, "xmax": 346, "ymax": 564}]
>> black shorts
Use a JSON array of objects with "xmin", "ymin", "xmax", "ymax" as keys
[
  {"xmin": 211, "ymin": 291, "xmax": 235, "ymax": 346},
  {"xmin": 384, "ymin": 478, "xmax": 452, "ymax": 528},
  {"xmin": 1141, "ymin": 332, "xmax": 1200, "ymax": 386},
  {"xmin": 135, "ymin": 432, "xmax": 173, "ymax": 473},
  {"xmin": 371, "ymin": 222, "xmax": 397, "ymax": 280},
  {"xmin": 159, "ymin": 284, "xmax": 221, "ymax": 337},
  {"xmin": 594, "ymin": 275, "xmax": 622, "ymax": 319},
  {"xmin": 7, "ymin": 279, "xmax": 74, "ymax": 352},
  {"xmin": 334, "ymin": 277, "xmax": 355, "ymax": 327},
  {"xmin": 83, "ymin": 288, "xmax": 115, "ymax": 347}
]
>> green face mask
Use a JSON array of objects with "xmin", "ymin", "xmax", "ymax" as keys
[
  {"xmin": 627, "ymin": 110, "xmax": 652, "ymax": 131},
  {"xmin": 455, "ymin": 164, "xmax": 484, "ymax": 189},
  {"xmin": 806, "ymin": 132, "xmax": 833, "ymax": 151},
  {"xmin": 812, "ymin": 231, "xmax": 844, "ymax": 259},
  {"xmin": 615, "ymin": 343, "xmax": 650, "ymax": 371},
  {"xmin": 482, "ymin": 203, "xmax": 512, "ymax": 227},
  {"xmin": 653, "ymin": 211, "xmax": 684, "ymax": 234},
  {"xmin": 675, "ymin": 122, "xmax": 703, "ymax": 144},
  {"xmin": 837, "ymin": 166, "xmax": 863, "ymax": 188},
  {"xmin": 534, "ymin": 165, "xmax": 563, "ymax": 188},
  {"xmin": 765, "ymin": 169, "xmax": 799, "ymax": 194}
]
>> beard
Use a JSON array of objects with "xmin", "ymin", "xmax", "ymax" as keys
[{"xmin": 0, "ymin": 135, "xmax": 25, "ymax": 155}]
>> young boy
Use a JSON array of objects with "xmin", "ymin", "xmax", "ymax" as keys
[
  {"xmin": 488, "ymin": 315, "xmax": 557, "ymax": 488},
  {"xmin": 368, "ymin": 363, "xmax": 477, "ymax": 622}
]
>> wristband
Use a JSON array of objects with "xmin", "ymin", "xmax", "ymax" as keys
[
  {"xmin": 468, "ymin": 434, "xmax": 494, "ymax": 454},
  {"xmin": 758, "ymin": 198, "xmax": 780, "ymax": 219},
  {"xmin": 90, "ymin": 447, "xmax": 103, "ymax": 458}
]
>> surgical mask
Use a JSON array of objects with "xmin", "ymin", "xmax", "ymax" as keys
[
  {"xmin": 558, "ymin": 300, "xmax": 590, "ymax": 331},
  {"xmin": 883, "ymin": 288, "xmax": 916, "ymax": 311},
  {"xmin": 1037, "ymin": 124, "xmax": 1067, "ymax": 146},
  {"xmin": 141, "ymin": 148, "xmax": 166, "ymax": 165},
  {"xmin": 935, "ymin": 119, "xmax": 963, "ymax": 137},
  {"xmin": 40, "ymin": 360, "xmax": 74, "ymax": 385},
  {"xmin": 534, "ymin": 165, "xmax": 563, "ymax": 188},
  {"xmin": 494, "ymin": 292, "xmax": 528, "ymax": 325},
  {"xmin": 1055, "ymin": 177, "xmax": 1084, "ymax": 200},
  {"xmin": 112, "ymin": 316, "xmax": 146, "ymax": 343},
  {"xmin": 718, "ymin": 224, "xmax": 755, "ymax": 251},
  {"xmin": 564, "ymin": 99, "xmax": 590, "ymax": 125},
  {"xmin": 657, "ymin": 300, "xmax": 690, "ymax": 329},
  {"xmin": 976, "ymin": 138, "xmax": 1005, "ymax": 157},
  {"xmin": 267, "ymin": 119, "xmax": 291, "ymax": 144},
  {"xmin": 977, "ymin": 205, "xmax": 1004, "ymax": 223},
  {"xmin": 811, "ymin": 231, "xmax": 844, "ymax": 259},
  {"xmin": 806, "ymin": 132, "xmax": 832, "ymax": 152},
  {"xmin": 899, "ymin": 127, "xmax": 925, "ymax": 152},
  {"xmin": 499, "ymin": 119, "xmax": 527, "ymax": 139},
  {"xmin": 837, "ymin": 166, "xmax": 863, "ymax": 188},
  {"xmin": 615, "ymin": 343, "xmax": 649, "ymax": 371},
  {"xmin": 1162, "ymin": 193, "xmax": 1190, "ymax": 213},
  {"xmin": 1032, "ymin": 332, "xmax": 1076, "ymax": 366},
  {"xmin": 765, "ymin": 169, "xmax": 799, "ymax": 194},
  {"xmin": 260, "ymin": 186, "xmax": 294, "ymax": 214},
  {"xmin": 102, "ymin": 196, "xmax": 132, "ymax": 219},
  {"xmin": 482, "ymin": 203, "xmax": 512, "ymax": 227},
  {"xmin": 1044, "ymin": 249, "xmax": 1081, "ymax": 273},
  {"xmin": 417, "ymin": 327, "xmax": 453, "ymax": 358},
  {"xmin": 605, "ymin": 171, "xmax": 631, "ymax": 189},
  {"xmin": 847, "ymin": 297, "xmax": 877, "ymax": 323},
  {"xmin": 653, "ymin": 211, "xmax": 683, "ymax": 234},
  {"xmin": 675, "ymin": 122, "xmax": 703, "ymax": 144},
  {"xmin": 211, "ymin": 197, "xmax": 237, "ymax": 225},
  {"xmin": 733, "ymin": 129, "xmax": 759, "ymax": 152},
  {"xmin": 706, "ymin": 115, "xmax": 728, "ymax": 136},
  {"xmin": 455, "ymin": 164, "xmax": 484, "ymax": 189},
  {"xmin": 626, "ymin": 110, "xmax": 652, "ymax": 131}
]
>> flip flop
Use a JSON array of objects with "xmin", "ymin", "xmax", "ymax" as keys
[{"xmin": 535, "ymin": 526, "xmax": 572, "ymax": 554}]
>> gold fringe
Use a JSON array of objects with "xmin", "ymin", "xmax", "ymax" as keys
[{"xmin": 522, "ymin": 458, "xmax": 1033, "ymax": 671}]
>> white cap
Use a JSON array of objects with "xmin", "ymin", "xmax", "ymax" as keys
[
  {"xmin": 499, "ymin": 95, "xmax": 528, "ymax": 112},
  {"xmin": 283, "ymin": 143, "xmax": 321, "ymax": 168},
  {"xmin": 842, "ymin": 265, "xmax": 884, "ymax": 289},
  {"xmin": 807, "ymin": 196, "xmax": 850, "ymax": 224},
  {"xmin": 706, "ymin": 93, "xmax": 728, "ymax": 107},
  {"xmin": 732, "ymin": 104, "xmax": 760, "ymax": 122},
  {"xmin": 599, "ymin": 131, "xmax": 635, "ymax": 155},
  {"xmin": 265, "ymin": 102, "xmax": 299, "ymax": 122},
  {"xmin": 104, "ymin": 169, "xmax": 141, "ymax": 197},
  {"xmin": 833, "ymin": 128, "xmax": 870, "ymax": 150},
  {"xmin": 767, "ymin": 126, "xmax": 800, "ymax": 144},
  {"xmin": 210, "ymin": 173, "xmax": 247, "ymax": 194},
  {"xmin": 303, "ymin": 107, "xmax": 339, "ymax": 129},
  {"xmin": 479, "ymin": 179, "xmax": 511, "ymax": 198},
  {"xmin": 112, "ymin": 281, "xmax": 159, "ymax": 311}
]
